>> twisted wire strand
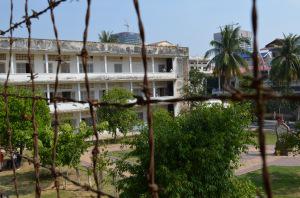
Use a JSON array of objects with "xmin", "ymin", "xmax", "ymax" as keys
[
  {"xmin": 132, "ymin": 0, "xmax": 158, "ymax": 197},
  {"xmin": 25, "ymin": 0, "xmax": 42, "ymax": 197},
  {"xmin": 48, "ymin": 0, "xmax": 63, "ymax": 196},
  {"xmin": 80, "ymin": 0, "xmax": 103, "ymax": 197},
  {"xmin": 251, "ymin": 0, "xmax": 272, "ymax": 197},
  {"xmin": 0, "ymin": 0, "xmax": 67, "ymax": 36},
  {"xmin": 3, "ymin": 0, "xmax": 19, "ymax": 197}
]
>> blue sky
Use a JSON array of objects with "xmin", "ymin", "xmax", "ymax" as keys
[{"xmin": 0, "ymin": 0, "xmax": 299, "ymax": 56}]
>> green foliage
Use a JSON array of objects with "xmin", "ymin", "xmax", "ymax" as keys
[
  {"xmin": 205, "ymin": 25, "xmax": 250, "ymax": 84},
  {"xmin": 183, "ymin": 68, "xmax": 207, "ymax": 98},
  {"xmin": 97, "ymin": 88, "xmax": 139, "ymax": 140},
  {"xmin": 0, "ymin": 86, "xmax": 50, "ymax": 152},
  {"xmin": 98, "ymin": 30, "xmax": 117, "ymax": 43},
  {"xmin": 40, "ymin": 122, "xmax": 92, "ymax": 167},
  {"xmin": 270, "ymin": 34, "xmax": 300, "ymax": 85},
  {"xmin": 117, "ymin": 103, "xmax": 256, "ymax": 197}
]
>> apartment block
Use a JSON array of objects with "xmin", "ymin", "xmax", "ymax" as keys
[{"xmin": 0, "ymin": 37, "xmax": 189, "ymax": 126}]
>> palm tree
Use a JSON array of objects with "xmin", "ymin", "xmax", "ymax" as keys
[
  {"xmin": 205, "ymin": 25, "xmax": 250, "ymax": 91},
  {"xmin": 98, "ymin": 31, "xmax": 117, "ymax": 43},
  {"xmin": 269, "ymin": 34, "xmax": 300, "ymax": 121},
  {"xmin": 270, "ymin": 34, "xmax": 300, "ymax": 86}
]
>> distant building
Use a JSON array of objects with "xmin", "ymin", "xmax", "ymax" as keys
[
  {"xmin": 189, "ymin": 56, "xmax": 213, "ymax": 75},
  {"xmin": 214, "ymin": 29, "xmax": 253, "ymax": 52},
  {"xmin": 0, "ymin": 37, "xmax": 189, "ymax": 126},
  {"xmin": 112, "ymin": 32, "xmax": 141, "ymax": 45}
]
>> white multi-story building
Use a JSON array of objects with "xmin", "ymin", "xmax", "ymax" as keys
[
  {"xmin": 189, "ymin": 56, "xmax": 213, "ymax": 75},
  {"xmin": 0, "ymin": 37, "xmax": 189, "ymax": 126}
]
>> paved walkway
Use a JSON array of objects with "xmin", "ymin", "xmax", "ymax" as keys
[
  {"xmin": 236, "ymin": 145, "xmax": 300, "ymax": 175},
  {"xmin": 80, "ymin": 143, "xmax": 300, "ymax": 175}
]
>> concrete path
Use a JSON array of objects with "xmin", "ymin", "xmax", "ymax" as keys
[
  {"xmin": 236, "ymin": 145, "xmax": 300, "ymax": 175},
  {"xmin": 80, "ymin": 143, "xmax": 300, "ymax": 175}
]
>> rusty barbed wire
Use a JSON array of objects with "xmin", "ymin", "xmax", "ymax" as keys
[
  {"xmin": 25, "ymin": 0, "xmax": 42, "ymax": 197},
  {"xmin": 251, "ymin": 0, "xmax": 272, "ymax": 197},
  {"xmin": 132, "ymin": 0, "xmax": 158, "ymax": 197},
  {"xmin": 0, "ymin": 0, "xmax": 67, "ymax": 36},
  {"xmin": 48, "ymin": 0, "xmax": 62, "ymax": 196},
  {"xmin": 1, "ymin": 0, "xmax": 297, "ymax": 197},
  {"xmin": 3, "ymin": 0, "xmax": 19, "ymax": 197},
  {"xmin": 80, "ymin": 0, "xmax": 103, "ymax": 197}
]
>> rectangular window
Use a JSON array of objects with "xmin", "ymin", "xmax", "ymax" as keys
[
  {"xmin": 114, "ymin": 64, "xmax": 122, "ymax": 73},
  {"xmin": 99, "ymin": 90, "xmax": 106, "ymax": 99},
  {"xmin": 48, "ymin": 63, "xmax": 53, "ymax": 73},
  {"xmin": 0, "ymin": 54, "xmax": 6, "ymax": 60},
  {"xmin": 0, "ymin": 63, "xmax": 5, "ymax": 73},
  {"xmin": 158, "ymin": 64, "xmax": 167, "ymax": 72},
  {"xmin": 81, "ymin": 91, "xmax": 95, "ymax": 100},
  {"xmin": 79, "ymin": 63, "xmax": 93, "ymax": 73},
  {"xmin": 60, "ymin": 62, "xmax": 70, "ymax": 73},
  {"xmin": 16, "ymin": 63, "xmax": 32, "ymax": 73},
  {"xmin": 62, "ymin": 91, "xmax": 71, "ymax": 100}
]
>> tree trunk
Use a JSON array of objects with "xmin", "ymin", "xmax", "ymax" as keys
[
  {"xmin": 64, "ymin": 169, "xmax": 68, "ymax": 189},
  {"xmin": 75, "ymin": 167, "xmax": 81, "ymax": 183},
  {"xmin": 218, "ymin": 75, "xmax": 221, "ymax": 92},
  {"xmin": 113, "ymin": 130, "xmax": 117, "ymax": 143},
  {"xmin": 87, "ymin": 168, "xmax": 92, "ymax": 187}
]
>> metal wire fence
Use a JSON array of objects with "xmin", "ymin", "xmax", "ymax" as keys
[{"xmin": 1, "ymin": 0, "xmax": 295, "ymax": 197}]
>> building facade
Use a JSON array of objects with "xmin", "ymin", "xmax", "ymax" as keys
[
  {"xmin": 189, "ymin": 56, "xmax": 213, "ymax": 75},
  {"xmin": 214, "ymin": 29, "xmax": 253, "ymax": 52},
  {"xmin": 0, "ymin": 37, "xmax": 189, "ymax": 126}
]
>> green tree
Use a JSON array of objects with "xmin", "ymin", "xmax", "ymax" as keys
[
  {"xmin": 205, "ymin": 25, "xmax": 250, "ymax": 89},
  {"xmin": 117, "ymin": 104, "xmax": 256, "ymax": 197},
  {"xmin": 0, "ymin": 86, "xmax": 50, "ymax": 155},
  {"xmin": 183, "ymin": 67, "xmax": 207, "ymax": 97},
  {"xmin": 99, "ymin": 30, "xmax": 117, "ymax": 43},
  {"xmin": 270, "ymin": 34, "xmax": 300, "ymax": 86},
  {"xmin": 269, "ymin": 34, "xmax": 300, "ymax": 120},
  {"xmin": 97, "ymin": 88, "xmax": 139, "ymax": 141},
  {"xmin": 182, "ymin": 68, "xmax": 208, "ymax": 107},
  {"xmin": 39, "ymin": 122, "xmax": 92, "ymax": 168}
]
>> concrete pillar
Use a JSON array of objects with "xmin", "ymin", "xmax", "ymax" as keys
[
  {"xmin": 76, "ymin": 56, "xmax": 80, "ymax": 74},
  {"xmin": 77, "ymin": 83, "xmax": 81, "ymax": 100},
  {"xmin": 151, "ymin": 57, "xmax": 155, "ymax": 73},
  {"xmin": 10, "ymin": 53, "xmax": 14, "ymax": 74},
  {"xmin": 104, "ymin": 55, "xmax": 108, "ymax": 73},
  {"xmin": 105, "ymin": 82, "xmax": 109, "ymax": 91},
  {"xmin": 75, "ymin": 112, "xmax": 81, "ymax": 128},
  {"xmin": 129, "ymin": 56, "xmax": 132, "ymax": 73},
  {"xmin": 172, "ymin": 57, "xmax": 177, "ymax": 73},
  {"xmin": 130, "ymin": 82, "xmax": 133, "ymax": 93},
  {"xmin": 46, "ymin": 84, "xmax": 50, "ymax": 103},
  {"xmin": 45, "ymin": 54, "xmax": 49, "ymax": 73}
]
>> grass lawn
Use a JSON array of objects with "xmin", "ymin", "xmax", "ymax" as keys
[
  {"xmin": 264, "ymin": 131, "xmax": 277, "ymax": 145},
  {"xmin": 241, "ymin": 166, "xmax": 300, "ymax": 198},
  {"xmin": 0, "ymin": 162, "xmax": 116, "ymax": 197},
  {"xmin": 250, "ymin": 130, "xmax": 277, "ymax": 145}
]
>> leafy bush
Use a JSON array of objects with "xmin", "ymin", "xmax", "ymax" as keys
[
  {"xmin": 117, "ymin": 103, "xmax": 256, "ymax": 197},
  {"xmin": 97, "ymin": 88, "xmax": 139, "ymax": 141}
]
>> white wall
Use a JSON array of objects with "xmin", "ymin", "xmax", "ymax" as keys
[{"xmin": 107, "ymin": 56, "xmax": 130, "ymax": 73}]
